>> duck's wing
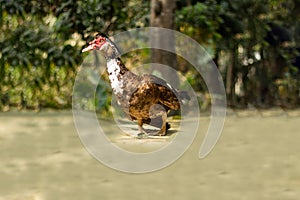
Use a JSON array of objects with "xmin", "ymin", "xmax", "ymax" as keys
[{"xmin": 141, "ymin": 74, "xmax": 181, "ymax": 110}]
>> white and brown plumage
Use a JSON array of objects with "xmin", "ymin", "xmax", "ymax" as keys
[{"xmin": 82, "ymin": 33, "xmax": 189, "ymax": 136}]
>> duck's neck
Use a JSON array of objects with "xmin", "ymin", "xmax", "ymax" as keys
[
  {"xmin": 106, "ymin": 57, "xmax": 130, "ymax": 95},
  {"xmin": 102, "ymin": 41, "xmax": 120, "ymax": 60},
  {"xmin": 107, "ymin": 57, "xmax": 129, "ymax": 75},
  {"xmin": 101, "ymin": 41, "xmax": 133, "ymax": 94},
  {"xmin": 102, "ymin": 42, "xmax": 129, "ymax": 75}
]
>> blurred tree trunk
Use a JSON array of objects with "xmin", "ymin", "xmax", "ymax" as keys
[
  {"xmin": 150, "ymin": 0, "xmax": 179, "ymax": 87},
  {"xmin": 226, "ymin": 44, "xmax": 238, "ymax": 106}
]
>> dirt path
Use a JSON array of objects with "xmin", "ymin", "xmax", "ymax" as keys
[{"xmin": 0, "ymin": 110, "xmax": 300, "ymax": 200}]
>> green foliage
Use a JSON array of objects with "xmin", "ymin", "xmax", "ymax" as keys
[
  {"xmin": 176, "ymin": 0, "xmax": 300, "ymax": 108},
  {"xmin": 0, "ymin": 0, "xmax": 149, "ymax": 111},
  {"xmin": 176, "ymin": 1, "xmax": 222, "ymax": 43},
  {"xmin": 73, "ymin": 67, "xmax": 111, "ymax": 114}
]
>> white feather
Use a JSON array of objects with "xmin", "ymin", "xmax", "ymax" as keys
[{"xmin": 107, "ymin": 59, "xmax": 123, "ymax": 94}]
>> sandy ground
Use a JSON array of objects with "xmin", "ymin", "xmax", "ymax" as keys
[{"xmin": 0, "ymin": 109, "xmax": 300, "ymax": 200}]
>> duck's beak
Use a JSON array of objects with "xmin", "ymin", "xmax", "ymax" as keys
[{"xmin": 82, "ymin": 44, "xmax": 94, "ymax": 52}]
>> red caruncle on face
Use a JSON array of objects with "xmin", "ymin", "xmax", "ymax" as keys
[
  {"xmin": 82, "ymin": 36, "xmax": 106, "ymax": 52},
  {"xmin": 92, "ymin": 36, "xmax": 106, "ymax": 49}
]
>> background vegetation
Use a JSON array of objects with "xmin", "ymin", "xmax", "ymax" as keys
[{"xmin": 1, "ymin": 0, "xmax": 300, "ymax": 112}]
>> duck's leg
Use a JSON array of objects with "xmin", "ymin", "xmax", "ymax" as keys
[
  {"xmin": 137, "ymin": 119, "xmax": 157, "ymax": 139},
  {"xmin": 155, "ymin": 112, "xmax": 167, "ymax": 136},
  {"xmin": 137, "ymin": 119, "xmax": 148, "ymax": 135}
]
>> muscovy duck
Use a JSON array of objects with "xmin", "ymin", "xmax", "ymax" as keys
[{"xmin": 82, "ymin": 33, "xmax": 189, "ymax": 136}]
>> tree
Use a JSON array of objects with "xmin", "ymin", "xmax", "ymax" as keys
[
  {"xmin": 176, "ymin": 0, "xmax": 300, "ymax": 108},
  {"xmin": 150, "ymin": 0, "xmax": 179, "ymax": 87}
]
